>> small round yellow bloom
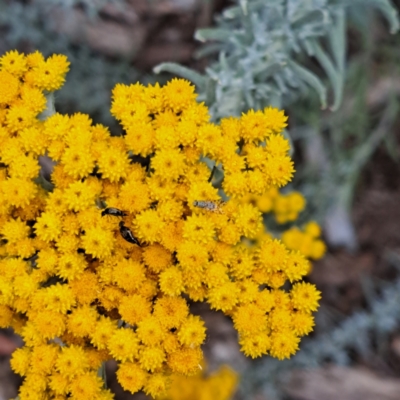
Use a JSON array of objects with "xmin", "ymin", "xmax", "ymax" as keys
[
  {"xmin": 10, "ymin": 347, "xmax": 31, "ymax": 377},
  {"xmin": 154, "ymin": 296, "xmax": 189, "ymax": 330},
  {"xmin": 163, "ymin": 78, "xmax": 197, "ymax": 112},
  {"xmin": 117, "ymin": 362, "xmax": 148, "ymax": 395},
  {"xmin": 139, "ymin": 346, "xmax": 166, "ymax": 372},
  {"xmin": 64, "ymin": 180, "xmax": 96, "ymax": 212},
  {"xmin": 177, "ymin": 315, "xmax": 206, "ymax": 347},
  {"xmin": 0, "ymin": 70, "xmax": 19, "ymax": 105},
  {"xmin": 159, "ymin": 266, "xmax": 184, "ymax": 297},
  {"xmin": 208, "ymin": 282, "xmax": 240, "ymax": 312},
  {"xmin": 34, "ymin": 211, "xmax": 62, "ymax": 242},
  {"xmin": 69, "ymin": 372, "xmax": 103, "ymax": 399},
  {"xmin": 108, "ymin": 327, "xmax": 140, "ymax": 362},
  {"xmin": 137, "ymin": 316, "xmax": 166, "ymax": 347},
  {"xmin": 167, "ymin": 346, "xmax": 203, "ymax": 376},
  {"xmin": 56, "ymin": 345, "xmax": 89, "ymax": 377},
  {"xmin": 239, "ymin": 331, "xmax": 271, "ymax": 358},
  {"xmin": 269, "ymin": 330, "xmax": 300, "ymax": 360},
  {"xmin": 183, "ymin": 214, "xmax": 215, "ymax": 244},
  {"xmin": 134, "ymin": 209, "xmax": 165, "ymax": 244},
  {"xmin": 290, "ymin": 282, "xmax": 321, "ymax": 313},
  {"xmin": 119, "ymin": 294, "xmax": 152, "ymax": 326}
]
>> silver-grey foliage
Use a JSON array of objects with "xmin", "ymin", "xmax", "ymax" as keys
[{"xmin": 155, "ymin": 0, "xmax": 398, "ymax": 119}]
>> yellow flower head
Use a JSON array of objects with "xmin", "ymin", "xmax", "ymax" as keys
[
  {"xmin": 135, "ymin": 209, "xmax": 165, "ymax": 244},
  {"xmin": 183, "ymin": 214, "xmax": 215, "ymax": 244},
  {"xmin": 269, "ymin": 330, "xmax": 300, "ymax": 360},
  {"xmin": 0, "ymin": 50, "xmax": 27, "ymax": 77},
  {"xmin": 154, "ymin": 296, "xmax": 189, "ymax": 330},
  {"xmin": 152, "ymin": 148, "xmax": 186, "ymax": 180},
  {"xmin": 34, "ymin": 211, "xmax": 62, "ymax": 242},
  {"xmin": 167, "ymin": 346, "xmax": 203, "ymax": 376},
  {"xmin": 30, "ymin": 54, "xmax": 70, "ymax": 91},
  {"xmin": 119, "ymin": 294, "xmax": 152, "ymax": 325},
  {"xmin": 64, "ymin": 180, "xmax": 96, "ymax": 212},
  {"xmin": 208, "ymin": 281, "xmax": 240, "ymax": 312},
  {"xmin": 0, "ymin": 70, "xmax": 19, "ymax": 105},
  {"xmin": 108, "ymin": 327, "xmax": 140, "ymax": 362},
  {"xmin": 56, "ymin": 345, "xmax": 89, "ymax": 377},
  {"xmin": 159, "ymin": 266, "xmax": 184, "ymax": 297},
  {"xmin": 290, "ymin": 282, "xmax": 321, "ymax": 313},
  {"xmin": 117, "ymin": 362, "xmax": 148, "ymax": 395},
  {"xmin": 163, "ymin": 78, "xmax": 197, "ymax": 112},
  {"xmin": 240, "ymin": 109, "xmax": 269, "ymax": 142},
  {"xmin": 263, "ymin": 106, "xmax": 288, "ymax": 133},
  {"xmin": 69, "ymin": 372, "xmax": 104, "ymax": 399},
  {"xmin": 137, "ymin": 316, "xmax": 166, "ymax": 347},
  {"xmin": 97, "ymin": 146, "xmax": 130, "ymax": 182},
  {"xmin": 139, "ymin": 346, "xmax": 166, "ymax": 372},
  {"xmin": 125, "ymin": 121, "xmax": 155, "ymax": 156},
  {"xmin": 10, "ymin": 347, "xmax": 31, "ymax": 377},
  {"xmin": 239, "ymin": 331, "xmax": 271, "ymax": 358},
  {"xmin": 177, "ymin": 315, "xmax": 206, "ymax": 347}
]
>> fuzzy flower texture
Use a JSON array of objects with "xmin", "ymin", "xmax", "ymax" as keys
[{"xmin": 0, "ymin": 51, "xmax": 321, "ymax": 400}]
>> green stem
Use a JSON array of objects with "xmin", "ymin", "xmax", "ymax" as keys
[{"xmin": 97, "ymin": 362, "xmax": 107, "ymax": 388}]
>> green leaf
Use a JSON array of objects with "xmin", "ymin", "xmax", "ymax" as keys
[
  {"xmin": 222, "ymin": 0, "xmax": 273, "ymax": 19},
  {"xmin": 194, "ymin": 43, "xmax": 223, "ymax": 59},
  {"xmin": 328, "ymin": 8, "xmax": 346, "ymax": 72},
  {"xmin": 153, "ymin": 63, "xmax": 206, "ymax": 90},
  {"xmin": 287, "ymin": 60, "xmax": 327, "ymax": 109},
  {"xmin": 34, "ymin": 174, "xmax": 54, "ymax": 192},
  {"xmin": 327, "ymin": 8, "xmax": 346, "ymax": 111},
  {"xmin": 253, "ymin": 62, "xmax": 286, "ymax": 79},
  {"xmin": 335, "ymin": 0, "xmax": 400, "ymax": 33},
  {"xmin": 291, "ymin": 9, "xmax": 330, "ymax": 29},
  {"xmin": 204, "ymin": 78, "xmax": 217, "ymax": 106},
  {"xmin": 97, "ymin": 362, "xmax": 107, "ymax": 388},
  {"xmin": 310, "ymin": 41, "xmax": 343, "ymax": 111},
  {"xmin": 195, "ymin": 28, "xmax": 233, "ymax": 43},
  {"xmin": 38, "ymin": 93, "xmax": 55, "ymax": 120}
]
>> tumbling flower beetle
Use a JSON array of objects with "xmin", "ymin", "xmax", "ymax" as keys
[
  {"xmin": 119, "ymin": 221, "xmax": 140, "ymax": 246},
  {"xmin": 193, "ymin": 200, "xmax": 224, "ymax": 214},
  {"xmin": 101, "ymin": 207, "xmax": 127, "ymax": 217}
]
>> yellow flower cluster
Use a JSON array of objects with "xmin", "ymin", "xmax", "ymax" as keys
[
  {"xmin": 282, "ymin": 221, "xmax": 326, "ymax": 260},
  {"xmin": 249, "ymin": 187, "xmax": 306, "ymax": 224},
  {"xmin": 0, "ymin": 51, "xmax": 321, "ymax": 400},
  {"xmin": 159, "ymin": 364, "xmax": 238, "ymax": 400}
]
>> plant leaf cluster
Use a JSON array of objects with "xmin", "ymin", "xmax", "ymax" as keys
[{"xmin": 155, "ymin": 0, "xmax": 398, "ymax": 118}]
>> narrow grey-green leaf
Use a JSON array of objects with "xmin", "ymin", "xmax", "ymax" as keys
[
  {"xmin": 195, "ymin": 28, "xmax": 233, "ymax": 43},
  {"xmin": 253, "ymin": 61, "xmax": 286, "ymax": 79},
  {"xmin": 291, "ymin": 9, "xmax": 330, "ymax": 29},
  {"xmin": 328, "ymin": 8, "xmax": 346, "ymax": 72},
  {"xmin": 222, "ymin": 0, "xmax": 273, "ymax": 19},
  {"xmin": 327, "ymin": 8, "xmax": 346, "ymax": 111},
  {"xmin": 335, "ymin": 0, "xmax": 399, "ymax": 33},
  {"xmin": 204, "ymin": 78, "xmax": 217, "ymax": 106},
  {"xmin": 38, "ymin": 93, "xmax": 55, "ymax": 120},
  {"xmin": 194, "ymin": 43, "xmax": 224, "ymax": 59},
  {"xmin": 288, "ymin": 60, "xmax": 327, "ymax": 109},
  {"xmin": 310, "ymin": 41, "xmax": 343, "ymax": 111},
  {"xmin": 153, "ymin": 63, "xmax": 206, "ymax": 89}
]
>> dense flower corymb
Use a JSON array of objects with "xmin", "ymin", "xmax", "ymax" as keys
[{"xmin": 0, "ymin": 50, "xmax": 322, "ymax": 400}]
